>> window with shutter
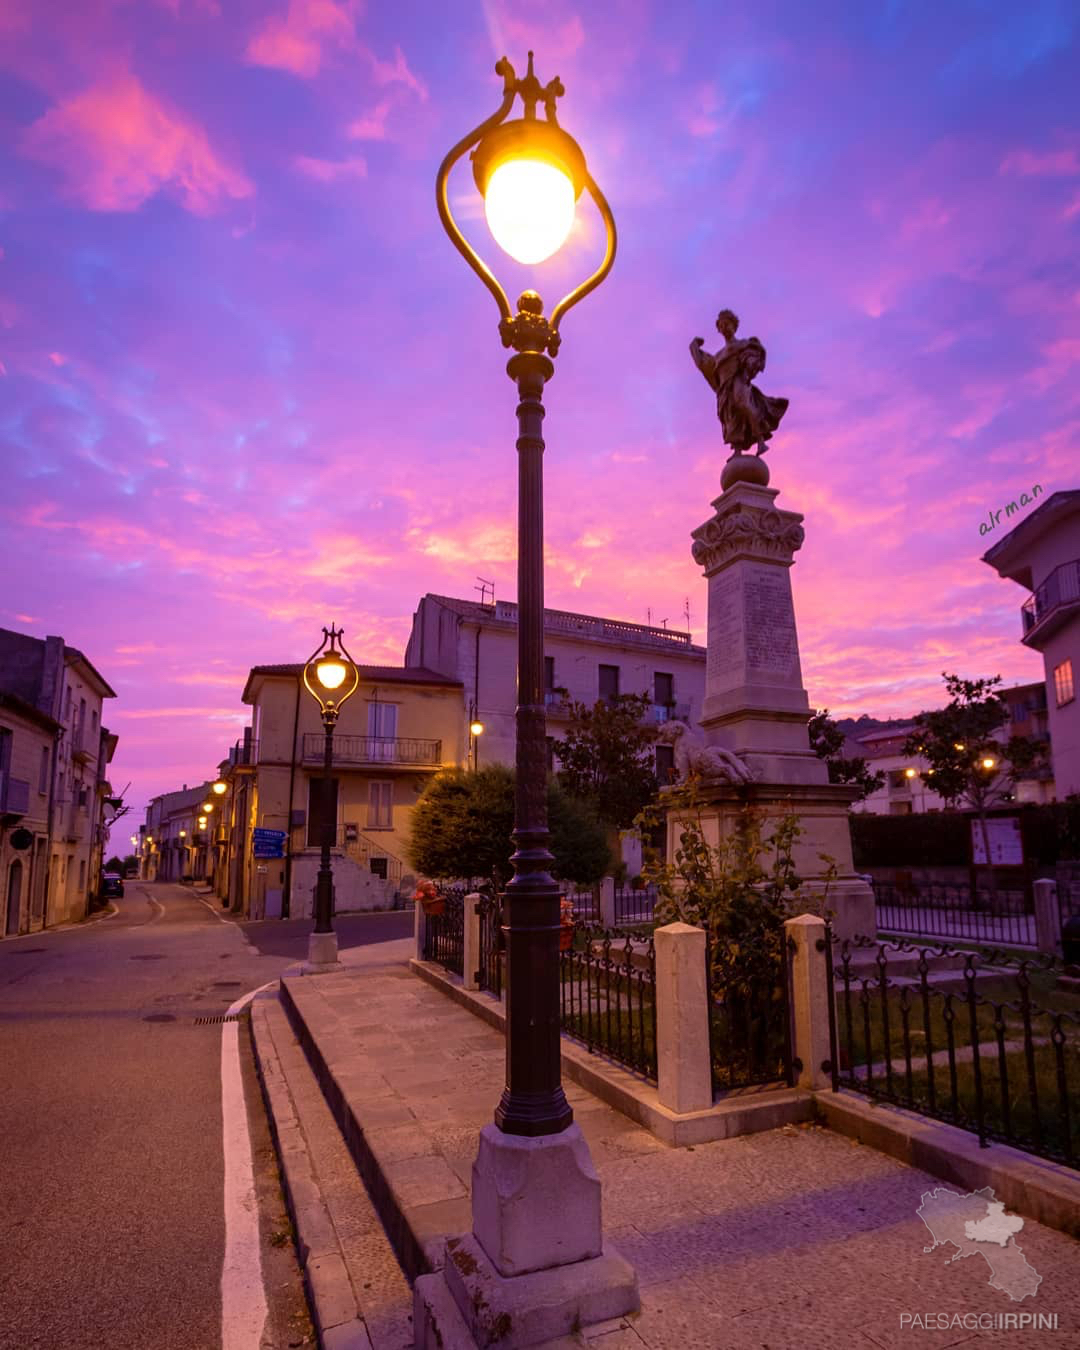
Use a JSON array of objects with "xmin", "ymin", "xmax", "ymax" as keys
[{"xmin": 367, "ymin": 780, "xmax": 393, "ymax": 829}]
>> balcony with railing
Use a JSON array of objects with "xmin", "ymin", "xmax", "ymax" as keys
[
  {"xmin": 301, "ymin": 733, "xmax": 441, "ymax": 769},
  {"xmin": 230, "ymin": 738, "xmax": 259, "ymax": 770},
  {"xmin": 1021, "ymin": 559, "xmax": 1080, "ymax": 643}
]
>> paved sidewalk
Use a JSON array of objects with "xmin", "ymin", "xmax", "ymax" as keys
[{"xmin": 281, "ymin": 939, "xmax": 1080, "ymax": 1349}]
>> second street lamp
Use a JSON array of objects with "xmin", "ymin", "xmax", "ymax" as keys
[{"xmin": 302, "ymin": 625, "xmax": 359, "ymax": 970}]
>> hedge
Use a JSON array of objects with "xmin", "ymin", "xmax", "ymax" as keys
[{"xmin": 850, "ymin": 800, "xmax": 1080, "ymax": 869}]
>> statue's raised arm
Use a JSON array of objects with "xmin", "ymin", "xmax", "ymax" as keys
[{"xmin": 690, "ymin": 308, "xmax": 789, "ymax": 458}]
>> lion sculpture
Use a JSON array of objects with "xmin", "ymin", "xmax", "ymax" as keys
[{"xmin": 655, "ymin": 720, "xmax": 755, "ymax": 785}]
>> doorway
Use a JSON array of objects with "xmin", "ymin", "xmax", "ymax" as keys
[{"xmin": 5, "ymin": 860, "xmax": 23, "ymax": 936}]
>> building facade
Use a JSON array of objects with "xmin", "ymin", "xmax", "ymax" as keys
[
  {"xmin": 0, "ymin": 692, "xmax": 59, "ymax": 936},
  {"xmin": 229, "ymin": 663, "xmax": 465, "ymax": 918},
  {"xmin": 982, "ymin": 490, "xmax": 1080, "ymax": 798},
  {"xmin": 404, "ymin": 594, "xmax": 707, "ymax": 779},
  {"xmin": 0, "ymin": 628, "xmax": 117, "ymax": 928},
  {"xmin": 142, "ymin": 782, "xmax": 217, "ymax": 884}
]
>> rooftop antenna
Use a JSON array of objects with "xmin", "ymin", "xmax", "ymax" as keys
[{"xmin": 475, "ymin": 576, "xmax": 494, "ymax": 607}]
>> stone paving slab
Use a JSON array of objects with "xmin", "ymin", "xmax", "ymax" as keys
[{"xmin": 282, "ymin": 939, "xmax": 1080, "ymax": 1349}]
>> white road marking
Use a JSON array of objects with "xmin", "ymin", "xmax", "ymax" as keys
[
  {"xmin": 221, "ymin": 981, "xmax": 277, "ymax": 1350},
  {"xmin": 147, "ymin": 896, "xmax": 165, "ymax": 923},
  {"xmin": 197, "ymin": 895, "xmax": 233, "ymax": 925}
]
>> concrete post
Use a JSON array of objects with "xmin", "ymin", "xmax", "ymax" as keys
[
  {"xmin": 785, "ymin": 913, "xmax": 831, "ymax": 1090},
  {"xmin": 414, "ymin": 899, "xmax": 426, "ymax": 962},
  {"xmin": 463, "ymin": 892, "xmax": 482, "ymax": 990},
  {"xmin": 599, "ymin": 876, "xmax": 616, "ymax": 929},
  {"xmin": 1033, "ymin": 880, "xmax": 1063, "ymax": 958},
  {"xmin": 655, "ymin": 922, "xmax": 712, "ymax": 1114}
]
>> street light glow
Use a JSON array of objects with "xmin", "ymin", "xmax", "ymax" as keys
[
  {"xmin": 212, "ymin": 779, "xmax": 227, "ymax": 795},
  {"xmin": 470, "ymin": 718, "xmax": 485, "ymax": 737},
  {"xmin": 904, "ymin": 767, "xmax": 916, "ymax": 778},
  {"xmin": 484, "ymin": 158, "xmax": 576, "ymax": 264},
  {"xmin": 982, "ymin": 756, "xmax": 996, "ymax": 769},
  {"xmin": 954, "ymin": 742, "xmax": 965, "ymax": 751},
  {"xmin": 315, "ymin": 654, "xmax": 348, "ymax": 691}
]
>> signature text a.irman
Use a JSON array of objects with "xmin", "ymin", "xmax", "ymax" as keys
[{"xmin": 979, "ymin": 484, "xmax": 1043, "ymax": 536}]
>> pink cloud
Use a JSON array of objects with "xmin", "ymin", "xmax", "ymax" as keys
[
  {"xmin": 366, "ymin": 43, "xmax": 428, "ymax": 99},
  {"xmin": 685, "ymin": 82, "xmax": 725, "ymax": 138},
  {"xmin": 293, "ymin": 154, "xmax": 368, "ymax": 182},
  {"xmin": 347, "ymin": 100, "xmax": 392, "ymax": 141},
  {"xmin": 20, "ymin": 73, "xmax": 253, "ymax": 214},
  {"xmin": 245, "ymin": 0, "xmax": 359, "ymax": 78},
  {"xmin": 1000, "ymin": 147, "xmax": 1080, "ymax": 177}
]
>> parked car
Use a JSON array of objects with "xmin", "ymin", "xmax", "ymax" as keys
[{"xmin": 101, "ymin": 873, "xmax": 124, "ymax": 899}]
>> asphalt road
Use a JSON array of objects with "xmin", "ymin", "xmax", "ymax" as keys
[{"xmin": 0, "ymin": 882, "xmax": 411, "ymax": 1350}]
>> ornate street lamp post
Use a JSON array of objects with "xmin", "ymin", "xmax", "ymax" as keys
[
  {"xmin": 421, "ymin": 52, "xmax": 635, "ymax": 1342},
  {"xmin": 436, "ymin": 49, "xmax": 615, "ymax": 1139},
  {"xmin": 302, "ymin": 625, "xmax": 359, "ymax": 970}
]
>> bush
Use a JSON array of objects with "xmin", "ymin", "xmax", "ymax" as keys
[{"xmin": 408, "ymin": 766, "xmax": 610, "ymax": 891}]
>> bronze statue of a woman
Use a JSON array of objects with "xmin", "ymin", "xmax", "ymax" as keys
[{"xmin": 690, "ymin": 309, "xmax": 788, "ymax": 456}]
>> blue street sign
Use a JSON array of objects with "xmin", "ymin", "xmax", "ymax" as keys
[{"xmin": 252, "ymin": 827, "xmax": 287, "ymax": 859}]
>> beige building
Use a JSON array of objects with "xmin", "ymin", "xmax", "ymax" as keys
[
  {"xmin": 404, "ymin": 594, "xmax": 706, "ymax": 779},
  {"xmin": 229, "ymin": 662, "xmax": 465, "ymax": 918},
  {"xmin": 983, "ymin": 489, "xmax": 1080, "ymax": 798},
  {"xmin": 142, "ymin": 782, "xmax": 218, "ymax": 884},
  {"xmin": 1, "ymin": 692, "xmax": 59, "ymax": 936},
  {"xmin": 0, "ymin": 629, "xmax": 117, "ymax": 927}
]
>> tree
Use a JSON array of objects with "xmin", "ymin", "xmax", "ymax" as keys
[
  {"xmin": 808, "ymin": 709, "xmax": 885, "ymax": 802},
  {"xmin": 408, "ymin": 766, "xmax": 610, "ymax": 891},
  {"xmin": 902, "ymin": 673, "xmax": 1048, "ymax": 887},
  {"xmin": 104, "ymin": 855, "xmax": 125, "ymax": 874},
  {"xmin": 556, "ymin": 694, "xmax": 658, "ymax": 830}
]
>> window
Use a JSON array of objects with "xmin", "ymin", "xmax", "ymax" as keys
[
  {"xmin": 598, "ymin": 664, "xmax": 620, "ymax": 703},
  {"xmin": 544, "ymin": 657, "xmax": 555, "ymax": 691},
  {"xmin": 655, "ymin": 744, "xmax": 675, "ymax": 785},
  {"xmin": 307, "ymin": 776, "xmax": 339, "ymax": 846},
  {"xmin": 546, "ymin": 737, "xmax": 556, "ymax": 773},
  {"xmin": 91, "ymin": 709, "xmax": 98, "ymax": 732},
  {"xmin": 78, "ymin": 860, "xmax": 86, "ymax": 891},
  {"xmin": 39, "ymin": 746, "xmax": 49, "ymax": 794},
  {"xmin": 654, "ymin": 672, "xmax": 674, "ymax": 707},
  {"xmin": 1054, "ymin": 660, "xmax": 1074, "ymax": 707},
  {"xmin": 368, "ymin": 702, "xmax": 398, "ymax": 761},
  {"xmin": 367, "ymin": 781, "xmax": 393, "ymax": 829}
]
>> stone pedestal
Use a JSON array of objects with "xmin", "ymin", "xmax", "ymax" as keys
[
  {"xmin": 303, "ymin": 930, "xmax": 343, "ymax": 973},
  {"xmin": 414, "ymin": 1123, "xmax": 638, "ymax": 1348},
  {"xmin": 669, "ymin": 479, "xmax": 875, "ymax": 942}
]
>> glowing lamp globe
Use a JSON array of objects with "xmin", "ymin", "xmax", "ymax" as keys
[
  {"xmin": 212, "ymin": 779, "xmax": 227, "ymax": 795},
  {"xmin": 982, "ymin": 756, "xmax": 996, "ymax": 770},
  {"xmin": 484, "ymin": 159, "xmax": 576, "ymax": 264},
  {"xmin": 904, "ymin": 768, "xmax": 916, "ymax": 779},
  {"xmin": 315, "ymin": 654, "xmax": 348, "ymax": 691},
  {"xmin": 470, "ymin": 718, "xmax": 485, "ymax": 737},
  {"xmin": 202, "ymin": 801, "xmax": 213, "ymax": 813}
]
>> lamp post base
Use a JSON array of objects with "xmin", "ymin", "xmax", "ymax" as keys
[{"xmin": 303, "ymin": 930, "xmax": 343, "ymax": 973}]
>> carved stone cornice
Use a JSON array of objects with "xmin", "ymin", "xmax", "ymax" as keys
[{"xmin": 691, "ymin": 503, "xmax": 805, "ymax": 572}]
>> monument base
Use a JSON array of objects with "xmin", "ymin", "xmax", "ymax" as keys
[
  {"xmin": 303, "ymin": 930, "xmax": 343, "ymax": 973},
  {"xmin": 663, "ymin": 778, "xmax": 876, "ymax": 942}
]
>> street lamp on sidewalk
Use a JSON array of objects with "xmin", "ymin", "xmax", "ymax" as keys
[
  {"xmin": 424, "ymin": 50, "xmax": 635, "ymax": 1341},
  {"xmin": 302, "ymin": 625, "xmax": 359, "ymax": 970}
]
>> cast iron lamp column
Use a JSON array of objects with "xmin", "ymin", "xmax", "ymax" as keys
[
  {"xmin": 302, "ymin": 626, "xmax": 360, "ymax": 969},
  {"xmin": 436, "ymin": 52, "xmax": 616, "ymax": 1136}
]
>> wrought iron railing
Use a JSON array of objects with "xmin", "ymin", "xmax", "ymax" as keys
[
  {"xmin": 706, "ymin": 925, "xmax": 794, "ymax": 1093},
  {"xmin": 873, "ymin": 881, "xmax": 1035, "ymax": 948},
  {"xmin": 422, "ymin": 890, "xmax": 464, "ymax": 976},
  {"xmin": 302, "ymin": 734, "xmax": 441, "ymax": 767},
  {"xmin": 1021, "ymin": 558, "xmax": 1080, "ymax": 635},
  {"xmin": 614, "ymin": 885, "xmax": 656, "ymax": 926},
  {"xmin": 828, "ymin": 933, "xmax": 1080, "ymax": 1168},
  {"xmin": 560, "ymin": 924, "xmax": 657, "ymax": 1081},
  {"xmin": 477, "ymin": 893, "xmax": 503, "ymax": 997}
]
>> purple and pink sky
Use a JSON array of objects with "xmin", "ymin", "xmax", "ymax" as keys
[{"xmin": 2, "ymin": 0, "xmax": 1078, "ymax": 821}]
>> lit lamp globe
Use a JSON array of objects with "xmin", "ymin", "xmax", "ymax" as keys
[
  {"xmin": 470, "ymin": 718, "xmax": 485, "ymax": 737},
  {"xmin": 201, "ymin": 801, "xmax": 213, "ymax": 814},
  {"xmin": 211, "ymin": 779, "xmax": 227, "ymax": 796},
  {"xmin": 982, "ymin": 756, "xmax": 997, "ymax": 770},
  {"xmin": 314, "ymin": 651, "xmax": 348, "ymax": 692},
  {"xmin": 472, "ymin": 116, "xmax": 585, "ymax": 264}
]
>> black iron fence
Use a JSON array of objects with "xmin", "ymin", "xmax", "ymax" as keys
[
  {"xmin": 422, "ymin": 890, "xmax": 464, "ymax": 977},
  {"xmin": 560, "ymin": 924, "xmax": 657, "ymax": 1081},
  {"xmin": 614, "ymin": 885, "xmax": 656, "ymax": 926},
  {"xmin": 706, "ymin": 927, "xmax": 794, "ymax": 1093},
  {"xmin": 477, "ymin": 892, "xmax": 502, "ymax": 997},
  {"xmin": 828, "ymin": 933, "xmax": 1080, "ymax": 1168},
  {"xmin": 873, "ymin": 881, "xmax": 1035, "ymax": 948}
]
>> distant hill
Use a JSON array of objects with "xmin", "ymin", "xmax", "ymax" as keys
[{"xmin": 830, "ymin": 713, "xmax": 919, "ymax": 737}]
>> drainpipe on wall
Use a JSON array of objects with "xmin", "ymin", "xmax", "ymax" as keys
[{"xmin": 281, "ymin": 673, "xmax": 302, "ymax": 919}]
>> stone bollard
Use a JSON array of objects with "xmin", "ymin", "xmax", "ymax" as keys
[
  {"xmin": 655, "ymin": 922, "xmax": 712, "ymax": 1114},
  {"xmin": 462, "ymin": 892, "xmax": 482, "ymax": 990},
  {"xmin": 414, "ymin": 897, "xmax": 426, "ymax": 961},
  {"xmin": 1033, "ymin": 879, "xmax": 1063, "ymax": 958},
  {"xmin": 785, "ymin": 913, "xmax": 832, "ymax": 1091},
  {"xmin": 599, "ymin": 876, "xmax": 616, "ymax": 928}
]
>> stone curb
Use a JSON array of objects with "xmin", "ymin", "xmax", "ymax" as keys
[
  {"xmin": 250, "ymin": 991, "xmax": 376, "ymax": 1350},
  {"xmin": 408, "ymin": 956, "xmax": 814, "ymax": 1146},
  {"xmin": 812, "ymin": 1088, "xmax": 1080, "ymax": 1240}
]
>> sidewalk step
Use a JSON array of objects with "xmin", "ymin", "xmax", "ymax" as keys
[{"xmin": 251, "ymin": 989, "xmax": 414, "ymax": 1350}]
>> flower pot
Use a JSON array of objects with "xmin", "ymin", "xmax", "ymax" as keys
[
  {"xmin": 559, "ymin": 924, "xmax": 574, "ymax": 952},
  {"xmin": 421, "ymin": 896, "xmax": 445, "ymax": 918}
]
